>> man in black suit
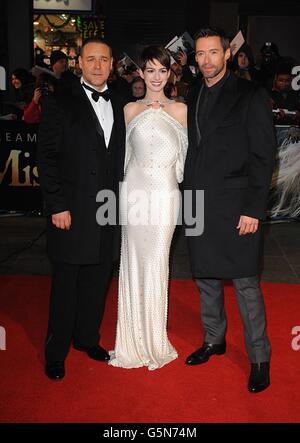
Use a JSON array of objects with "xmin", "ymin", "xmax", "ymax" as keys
[
  {"xmin": 37, "ymin": 38, "xmax": 125, "ymax": 380},
  {"xmin": 183, "ymin": 27, "xmax": 276, "ymax": 393}
]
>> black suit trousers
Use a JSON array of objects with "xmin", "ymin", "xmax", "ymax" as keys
[{"xmin": 45, "ymin": 260, "xmax": 112, "ymax": 362}]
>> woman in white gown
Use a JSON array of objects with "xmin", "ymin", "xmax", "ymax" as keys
[{"xmin": 109, "ymin": 46, "xmax": 188, "ymax": 370}]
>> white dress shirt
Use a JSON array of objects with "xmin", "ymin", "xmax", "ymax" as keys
[{"xmin": 81, "ymin": 77, "xmax": 114, "ymax": 148}]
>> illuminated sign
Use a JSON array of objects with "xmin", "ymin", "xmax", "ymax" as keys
[{"xmin": 33, "ymin": 0, "xmax": 93, "ymax": 12}]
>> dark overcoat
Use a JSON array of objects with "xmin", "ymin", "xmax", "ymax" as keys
[
  {"xmin": 37, "ymin": 80, "xmax": 125, "ymax": 264},
  {"xmin": 183, "ymin": 72, "xmax": 277, "ymax": 278}
]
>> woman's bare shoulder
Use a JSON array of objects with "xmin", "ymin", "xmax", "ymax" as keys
[
  {"xmin": 171, "ymin": 101, "xmax": 187, "ymax": 110},
  {"xmin": 124, "ymin": 101, "xmax": 140, "ymax": 119},
  {"xmin": 168, "ymin": 101, "xmax": 187, "ymax": 115},
  {"xmin": 167, "ymin": 101, "xmax": 187, "ymax": 128},
  {"xmin": 124, "ymin": 101, "xmax": 139, "ymax": 110}
]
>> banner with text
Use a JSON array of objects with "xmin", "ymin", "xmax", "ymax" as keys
[{"xmin": 0, "ymin": 121, "xmax": 42, "ymax": 211}]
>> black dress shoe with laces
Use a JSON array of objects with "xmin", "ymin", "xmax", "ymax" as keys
[
  {"xmin": 74, "ymin": 344, "xmax": 110, "ymax": 361},
  {"xmin": 248, "ymin": 362, "xmax": 270, "ymax": 393},
  {"xmin": 185, "ymin": 341, "xmax": 226, "ymax": 365},
  {"xmin": 45, "ymin": 361, "xmax": 65, "ymax": 380}
]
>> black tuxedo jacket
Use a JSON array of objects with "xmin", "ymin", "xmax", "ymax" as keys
[
  {"xmin": 37, "ymin": 80, "xmax": 125, "ymax": 264},
  {"xmin": 183, "ymin": 71, "xmax": 277, "ymax": 278}
]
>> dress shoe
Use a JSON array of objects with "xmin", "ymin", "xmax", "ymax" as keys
[
  {"xmin": 185, "ymin": 341, "xmax": 226, "ymax": 365},
  {"xmin": 74, "ymin": 344, "xmax": 110, "ymax": 362},
  {"xmin": 248, "ymin": 361, "xmax": 270, "ymax": 393},
  {"xmin": 45, "ymin": 361, "xmax": 65, "ymax": 380}
]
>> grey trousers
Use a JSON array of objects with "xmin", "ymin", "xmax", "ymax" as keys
[{"xmin": 195, "ymin": 276, "xmax": 271, "ymax": 363}]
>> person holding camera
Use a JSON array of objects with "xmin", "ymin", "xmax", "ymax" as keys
[
  {"xmin": 23, "ymin": 73, "xmax": 57, "ymax": 124},
  {"xmin": 270, "ymin": 64, "xmax": 300, "ymax": 127},
  {"xmin": 10, "ymin": 68, "xmax": 35, "ymax": 119}
]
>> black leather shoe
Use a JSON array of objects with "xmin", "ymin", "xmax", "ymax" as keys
[
  {"xmin": 185, "ymin": 341, "xmax": 226, "ymax": 365},
  {"xmin": 74, "ymin": 344, "xmax": 110, "ymax": 362},
  {"xmin": 45, "ymin": 361, "xmax": 65, "ymax": 380},
  {"xmin": 248, "ymin": 362, "xmax": 270, "ymax": 393}
]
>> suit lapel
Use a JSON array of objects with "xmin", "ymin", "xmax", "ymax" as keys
[
  {"xmin": 73, "ymin": 81, "xmax": 105, "ymax": 139},
  {"xmin": 90, "ymin": 103, "xmax": 105, "ymax": 139},
  {"xmin": 83, "ymin": 92, "xmax": 105, "ymax": 139},
  {"xmin": 107, "ymin": 91, "xmax": 118, "ymax": 150},
  {"xmin": 195, "ymin": 82, "xmax": 204, "ymax": 146},
  {"xmin": 188, "ymin": 80, "xmax": 204, "ymax": 149}
]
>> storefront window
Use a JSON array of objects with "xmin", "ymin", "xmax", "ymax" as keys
[{"xmin": 33, "ymin": 13, "xmax": 105, "ymax": 71}]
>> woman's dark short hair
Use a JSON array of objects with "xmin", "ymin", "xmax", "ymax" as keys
[
  {"xmin": 140, "ymin": 45, "xmax": 171, "ymax": 71},
  {"xmin": 194, "ymin": 27, "xmax": 230, "ymax": 52},
  {"xmin": 235, "ymin": 44, "xmax": 255, "ymax": 66},
  {"xmin": 11, "ymin": 68, "xmax": 32, "ymax": 86}
]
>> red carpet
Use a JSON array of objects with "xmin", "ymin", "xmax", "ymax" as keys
[{"xmin": 0, "ymin": 275, "xmax": 300, "ymax": 423}]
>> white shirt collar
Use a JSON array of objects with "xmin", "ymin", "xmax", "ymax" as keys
[{"xmin": 80, "ymin": 77, "xmax": 108, "ymax": 92}]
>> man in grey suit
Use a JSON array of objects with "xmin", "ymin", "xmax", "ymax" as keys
[{"xmin": 183, "ymin": 27, "xmax": 276, "ymax": 393}]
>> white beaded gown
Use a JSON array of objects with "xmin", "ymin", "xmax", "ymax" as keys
[{"xmin": 109, "ymin": 106, "xmax": 188, "ymax": 370}]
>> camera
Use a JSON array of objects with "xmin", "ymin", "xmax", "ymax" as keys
[{"xmin": 39, "ymin": 82, "xmax": 50, "ymax": 96}]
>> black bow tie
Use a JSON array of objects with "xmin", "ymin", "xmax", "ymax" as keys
[{"xmin": 82, "ymin": 82, "xmax": 110, "ymax": 102}]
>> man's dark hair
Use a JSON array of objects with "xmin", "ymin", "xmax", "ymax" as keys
[
  {"xmin": 36, "ymin": 72, "xmax": 57, "ymax": 89},
  {"xmin": 275, "ymin": 63, "xmax": 292, "ymax": 76},
  {"xmin": 50, "ymin": 50, "xmax": 67, "ymax": 67},
  {"xmin": 194, "ymin": 26, "xmax": 230, "ymax": 52},
  {"xmin": 140, "ymin": 45, "xmax": 171, "ymax": 71},
  {"xmin": 124, "ymin": 65, "xmax": 139, "ymax": 75},
  {"xmin": 131, "ymin": 76, "xmax": 145, "ymax": 86},
  {"xmin": 80, "ymin": 38, "xmax": 113, "ymax": 57}
]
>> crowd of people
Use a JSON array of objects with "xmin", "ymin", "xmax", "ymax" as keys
[{"xmin": 1, "ymin": 37, "xmax": 300, "ymax": 129}]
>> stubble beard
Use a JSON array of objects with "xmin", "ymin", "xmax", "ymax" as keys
[{"xmin": 201, "ymin": 62, "xmax": 225, "ymax": 79}]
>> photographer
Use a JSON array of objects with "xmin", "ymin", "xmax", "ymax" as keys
[
  {"xmin": 270, "ymin": 64, "xmax": 300, "ymax": 127},
  {"xmin": 254, "ymin": 42, "xmax": 281, "ymax": 92},
  {"xmin": 10, "ymin": 68, "xmax": 35, "ymax": 119},
  {"xmin": 23, "ymin": 73, "xmax": 57, "ymax": 124}
]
